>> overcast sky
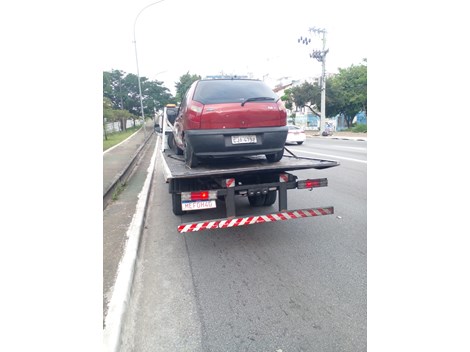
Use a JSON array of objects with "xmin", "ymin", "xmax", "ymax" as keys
[{"xmin": 102, "ymin": 0, "xmax": 368, "ymax": 94}]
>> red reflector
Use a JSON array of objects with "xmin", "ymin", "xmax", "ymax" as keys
[
  {"xmin": 305, "ymin": 180, "xmax": 320, "ymax": 188},
  {"xmin": 191, "ymin": 191, "xmax": 209, "ymax": 201}
]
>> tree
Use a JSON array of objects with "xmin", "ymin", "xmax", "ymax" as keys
[
  {"xmin": 103, "ymin": 69, "xmax": 126, "ymax": 110},
  {"xmin": 281, "ymin": 82, "xmax": 321, "ymax": 117},
  {"xmin": 326, "ymin": 61, "xmax": 367, "ymax": 128},
  {"xmin": 103, "ymin": 70, "xmax": 174, "ymax": 126},
  {"xmin": 175, "ymin": 72, "xmax": 201, "ymax": 103},
  {"xmin": 103, "ymin": 97, "xmax": 114, "ymax": 140},
  {"xmin": 142, "ymin": 79, "xmax": 172, "ymax": 117}
]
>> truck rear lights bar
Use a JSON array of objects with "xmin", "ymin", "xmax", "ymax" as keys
[
  {"xmin": 177, "ymin": 206, "xmax": 334, "ymax": 233},
  {"xmin": 297, "ymin": 178, "xmax": 328, "ymax": 189},
  {"xmin": 181, "ymin": 190, "xmax": 217, "ymax": 201}
]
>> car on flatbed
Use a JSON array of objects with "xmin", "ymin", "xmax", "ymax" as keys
[{"xmin": 171, "ymin": 78, "xmax": 288, "ymax": 168}]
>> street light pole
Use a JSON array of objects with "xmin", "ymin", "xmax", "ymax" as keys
[
  {"xmin": 133, "ymin": 0, "xmax": 166, "ymax": 140},
  {"xmin": 298, "ymin": 27, "xmax": 329, "ymax": 134}
]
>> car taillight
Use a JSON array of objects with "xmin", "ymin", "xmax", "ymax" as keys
[
  {"xmin": 186, "ymin": 101, "xmax": 204, "ymax": 129},
  {"xmin": 277, "ymin": 100, "xmax": 287, "ymax": 125}
]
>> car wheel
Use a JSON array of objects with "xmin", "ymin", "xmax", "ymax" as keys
[
  {"xmin": 168, "ymin": 133, "xmax": 183, "ymax": 155},
  {"xmin": 265, "ymin": 148, "xmax": 284, "ymax": 162},
  {"xmin": 184, "ymin": 141, "xmax": 199, "ymax": 168},
  {"xmin": 297, "ymin": 141, "xmax": 304, "ymax": 145},
  {"xmin": 172, "ymin": 193, "xmax": 186, "ymax": 216}
]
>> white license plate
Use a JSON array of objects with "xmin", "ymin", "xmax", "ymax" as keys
[
  {"xmin": 232, "ymin": 135, "xmax": 257, "ymax": 144},
  {"xmin": 182, "ymin": 200, "xmax": 217, "ymax": 211}
]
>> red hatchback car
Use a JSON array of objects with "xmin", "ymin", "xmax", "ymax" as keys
[{"xmin": 171, "ymin": 79, "xmax": 288, "ymax": 167}]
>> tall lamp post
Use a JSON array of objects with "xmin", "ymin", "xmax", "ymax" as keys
[
  {"xmin": 298, "ymin": 27, "xmax": 329, "ymax": 134},
  {"xmin": 133, "ymin": 0, "xmax": 166, "ymax": 139}
]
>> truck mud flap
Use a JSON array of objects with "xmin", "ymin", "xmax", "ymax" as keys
[{"xmin": 177, "ymin": 206, "xmax": 334, "ymax": 233}]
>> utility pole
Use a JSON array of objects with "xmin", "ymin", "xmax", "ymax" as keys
[
  {"xmin": 133, "ymin": 0, "xmax": 166, "ymax": 141},
  {"xmin": 298, "ymin": 27, "xmax": 329, "ymax": 134}
]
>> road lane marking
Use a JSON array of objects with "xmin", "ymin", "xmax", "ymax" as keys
[
  {"xmin": 304, "ymin": 143, "xmax": 366, "ymax": 152},
  {"xmin": 292, "ymin": 149, "xmax": 367, "ymax": 164}
]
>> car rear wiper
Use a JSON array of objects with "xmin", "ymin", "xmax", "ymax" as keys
[{"xmin": 241, "ymin": 97, "xmax": 275, "ymax": 106}]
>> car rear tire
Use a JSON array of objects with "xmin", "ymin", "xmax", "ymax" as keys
[
  {"xmin": 265, "ymin": 148, "xmax": 284, "ymax": 162},
  {"xmin": 297, "ymin": 141, "xmax": 304, "ymax": 145},
  {"xmin": 172, "ymin": 193, "xmax": 185, "ymax": 216},
  {"xmin": 184, "ymin": 142, "xmax": 199, "ymax": 168},
  {"xmin": 168, "ymin": 133, "xmax": 183, "ymax": 155}
]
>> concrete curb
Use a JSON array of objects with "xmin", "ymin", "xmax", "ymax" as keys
[
  {"xmin": 103, "ymin": 131, "xmax": 154, "ymax": 210},
  {"xmin": 103, "ymin": 136, "xmax": 160, "ymax": 352}
]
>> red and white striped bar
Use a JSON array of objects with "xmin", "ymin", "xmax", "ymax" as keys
[{"xmin": 177, "ymin": 207, "xmax": 334, "ymax": 233}]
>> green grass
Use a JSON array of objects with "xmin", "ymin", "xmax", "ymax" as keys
[
  {"xmin": 351, "ymin": 124, "xmax": 367, "ymax": 133},
  {"xmin": 103, "ymin": 126, "xmax": 141, "ymax": 151},
  {"xmin": 342, "ymin": 124, "xmax": 367, "ymax": 133},
  {"xmin": 112, "ymin": 182, "xmax": 127, "ymax": 201}
]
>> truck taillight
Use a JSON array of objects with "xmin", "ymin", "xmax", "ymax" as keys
[
  {"xmin": 277, "ymin": 99, "xmax": 287, "ymax": 125},
  {"xmin": 186, "ymin": 101, "xmax": 204, "ymax": 129},
  {"xmin": 181, "ymin": 190, "xmax": 217, "ymax": 201},
  {"xmin": 297, "ymin": 178, "xmax": 328, "ymax": 189}
]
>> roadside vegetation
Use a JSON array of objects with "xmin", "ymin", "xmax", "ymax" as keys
[
  {"xmin": 343, "ymin": 124, "xmax": 367, "ymax": 133},
  {"xmin": 281, "ymin": 59, "xmax": 367, "ymax": 129},
  {"xmin": 103, "ymin": 126, "xmax": 141, "ymax": 151}
]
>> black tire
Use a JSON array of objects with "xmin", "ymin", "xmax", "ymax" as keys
[
  {"xmin": 263, "ymin": 190, "xmax": 277, "ymax": 206},
  {"xmin": 297, "ymin": 141, "xmax": 304, "ymax": 145},
  {"xmin": 265, "ymin": 148, "xmax": 284, "ymax": 162},
  {"xmin": 184, "ymin": 141, "xmax": 199, "ymax": 168},
  {"xmin": 168, "ymin": 133, "xmax": 183, "ymax": 155},
  {"xmin": 248, "ymin": 194, "xmax": 266, "ymax": 206},
  {"xmin": 172, "ymin": 193, "xmax": 185, "ymax": 216}
]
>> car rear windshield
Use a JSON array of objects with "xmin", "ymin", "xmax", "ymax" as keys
[{"xmin": 193, "ymin": 80, "xmax": 278, "ymax": 105}]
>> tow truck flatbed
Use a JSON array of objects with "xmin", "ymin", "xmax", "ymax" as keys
[
  {"xmin": 155, "ymin": 107, "xmax": 340, "ymax": 232},
  {"xmin": 161, "ymin": 149, "xmax": 339, "ymax": 181}
]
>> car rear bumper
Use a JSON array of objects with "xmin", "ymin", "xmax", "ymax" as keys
[{"xmin": 185, "ymin": 126, "xmax": 288, "ymax": 157}]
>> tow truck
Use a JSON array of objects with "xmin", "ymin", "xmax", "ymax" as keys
[{"xmin": 156, "ymin": 104, "xmax": 340, "ymax": 233}]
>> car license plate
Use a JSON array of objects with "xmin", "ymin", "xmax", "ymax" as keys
[
  {"xmin": 232, "ymin": 135, "xmax": 257, "ymax": 144},
  {"xmin": 182, "ymin": 200, "xmax": 217, "ymax": 211}
]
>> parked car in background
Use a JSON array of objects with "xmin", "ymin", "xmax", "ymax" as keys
[
  {"xmin": 172, "ymin": 78, "xmax": 288, "ymax": 167},
  {"xmin": 285, "ymin": 125, "xmax": 306, "ymax": 145}
]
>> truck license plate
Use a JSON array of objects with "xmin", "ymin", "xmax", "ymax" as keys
[
  {"xmin": 232, "ymin": 135, "xmax": 257, "ymax": 144},
  {"xmin": 182, "ymin": 200, "xmax": 217, "ymax": 211}
]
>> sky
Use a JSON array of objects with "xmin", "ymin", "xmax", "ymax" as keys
[{"xmin": 102, "ymin": 0, "xmax": 368, "ymax": 95}]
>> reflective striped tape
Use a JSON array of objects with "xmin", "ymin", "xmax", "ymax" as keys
[
  {"xmin": 177, "ymin": 207, "xmax": 334, "ymax": 233},
  {"xmin": 279, "ymin": 173, "xmax": 289, "ymax": 183}
]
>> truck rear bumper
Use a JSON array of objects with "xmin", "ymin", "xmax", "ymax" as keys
[{"xmin": 178, "ymin": 206, "xmax": 334, "ymax": 233}]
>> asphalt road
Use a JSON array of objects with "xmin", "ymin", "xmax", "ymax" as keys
[{"xmin": 120, "ymin": 137, "xmax": 367, "ymax": 352}]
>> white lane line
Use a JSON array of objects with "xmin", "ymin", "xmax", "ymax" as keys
[
  {"xmin": 304, "ymin": 143, "xmax": 366, "ymax": 152},
  {"xmin": 293, "ymin": 149, "xmax": 367, "ymax": 164}
]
